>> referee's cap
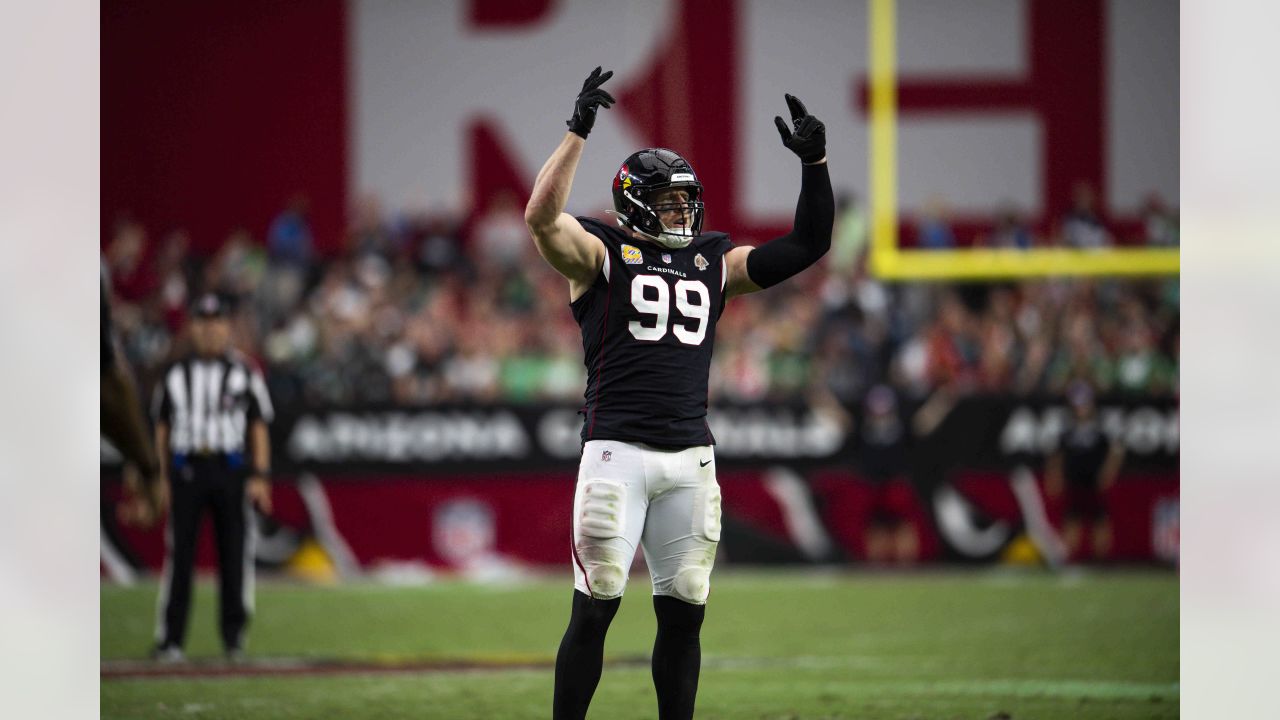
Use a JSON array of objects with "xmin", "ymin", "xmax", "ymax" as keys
[{"xmin": 191, "ymin": 292, "xmax": 230, "ymax": 319}]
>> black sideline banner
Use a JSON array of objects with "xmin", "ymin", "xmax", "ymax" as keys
[{"xmin": 267, "ymin": 397, "xmax": 1178, "ymax": 475}]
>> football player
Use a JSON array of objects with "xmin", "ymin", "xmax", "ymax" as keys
[
  {"xmin": 101, "ymin": 266, "xmax": 166, "ymax": 528},
  {"xmin": 526, "ymin": 67, "xmax": 833, "ymax": 720}
]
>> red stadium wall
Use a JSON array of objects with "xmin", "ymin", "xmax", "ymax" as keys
[
  {"xmin": 101, "ymin": 0, "xmax": 348, "ymax": 254},
  {"xmin": 107, "ymin": 469, "xmax": 1177, "ymax": 574},
  {"xmin": 104, "ymin": 398, "xmax": 1179, "ymax": 573}
]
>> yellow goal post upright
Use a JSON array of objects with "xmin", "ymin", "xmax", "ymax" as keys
[{"xmin": 866, "ymin": 0, "xmax": 1179, "ymax": 281}]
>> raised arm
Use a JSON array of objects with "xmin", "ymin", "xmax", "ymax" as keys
[
  {"xmin": 525, "ymin": 67, "xmax": 615, "ymax": 299},
  {"xmin": 726, "ymin": 94, "xmax": 834, "ymax": 298}
]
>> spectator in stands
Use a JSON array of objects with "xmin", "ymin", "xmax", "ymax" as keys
[
  {"xmin": 105, "ymin": 218, "xmax": 155, "ymax": 306},
  {"xmin": 828, "ymin": 191, "xmax": 869, "ymax": 272},
  {"xmin": 347, "ymin": 196, "xmax": 400, "ymax": 261},
  {"xmin": 1059, "ymin": 182, "xmax": 1111, "ymax": 248},
  {"xmin": 1142, "ymin": 194, "xmax": 1179, "ymax": 247},
  {"xmin": 472, "ymin": 191, "xmax": 529, "ymax": 273},
  {"xmin": 205, "ymin": 228, "xmax": 267, "ymax": 301},
  {"xmin": 1017, "ymin": 332, "xmax": 1054, "ymax": 394},
  {"xmin": 1113, "ymin": 323, "xmax": 1175, "ymax": 396},
  {"xmin": 410, "ymin": 210, "xmax": 468, "ymax": 278},
  {"xmin": 1047, "ymin": 310, "xmax": 1114, "ymax": 393},
  {"xmin": 540, "ymin": 323, "xmax": 588, "ymax": 401},
  {"xmin": 442, "ymin": 330, "xmax": 500, "ymax": 401},
  {"xmin": 153, "ymin": 230, "xmax": 195, "ymax": 334},
  {"xmin": 925, "ymin": 290, "xmax": 980, "ymax": 391},
  {"xmin": 711, "ymin": 337, "xmax": 770, "ymax": 402},
  {"xmin": 916, "ymin": 196, "xmax": 956, "ymax": 250},
  {"xmin": 267, "ymin": 194, "xmax": 315, "ymax": 269},
  {"xmin": 988, "ymin": 206, "xmax": 1034, "ymax": 249},
  {"xmin": 977, "ymin": 286, "xmax": 1019, "ymax": 391},
  {"xmin": 106, "ymin": 197, "xmax": 1178, "ymax": 412}
]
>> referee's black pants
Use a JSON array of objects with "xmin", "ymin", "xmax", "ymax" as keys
[{"xmin": 156, "ymin": 457, "xmax": 254, "ymax": 652}]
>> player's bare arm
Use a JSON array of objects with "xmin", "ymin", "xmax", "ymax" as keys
[
  {"xmin": 247, "ymin": 419, "xmax": 273, "ymax": 514},
  {"xmin": 725, "ymin": 94, "xmax": 834, "ymax": 298},
  {"xmin": 149, "ymin": 421, "xmax": 171, "ymax": 521},
  {"xmin": 102, "ymin": 285, "xmax": 166, "ymax": 524},
  {"xmin": 525, "ymin": 66, "xmax": 616, "ymax": 299}
]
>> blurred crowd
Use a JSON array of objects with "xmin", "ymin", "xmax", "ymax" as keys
[
  {"xmin": 104, "ymin": 192, "xmax": 1179, "ymax": 410},
  {"xmin": 907, "ymin": 182, "xmax": 1180, "ymax": 250}
]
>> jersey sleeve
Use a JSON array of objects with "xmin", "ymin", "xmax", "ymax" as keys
[
  {"xmin": 575, "ymin": 216, "xmax": 616, "ymax": 284},
  {"xmin": 697, "ymin": 232, "xmax": 735, "ymax": 305},
  {"xmin": 247, "ymin": 365, "xmax": 275, "ymax": 424}
]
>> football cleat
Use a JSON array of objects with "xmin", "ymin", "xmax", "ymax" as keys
[{"xmin": 151, "ymin": 645, "xmax": 186, "ymax": 664}]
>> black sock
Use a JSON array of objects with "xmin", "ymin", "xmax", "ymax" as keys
[
  {"xmin": 553, "ymin": 590, "xmax": 621, "ymax": 720},
  {"xmin": 651, "ymin": 595, "xmax": 705, "ymax": 720}
]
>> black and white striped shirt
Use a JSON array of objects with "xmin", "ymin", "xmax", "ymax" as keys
[{"xmin": 152, "ymin": 352, "xmax": 274, "ymax": 455}]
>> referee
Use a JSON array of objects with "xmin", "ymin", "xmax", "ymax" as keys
[{"xmin": 151, "ymin": 293, "xmax": 274, "ymax": 661}]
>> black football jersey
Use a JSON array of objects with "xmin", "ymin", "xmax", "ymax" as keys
[
  {"xmin": 571, "ymin": 217, "xmax": 734, "ymax": 448},
  {"xmin": 1060, "ymin": 420, "xmax": 1111, "ymax": 488}
]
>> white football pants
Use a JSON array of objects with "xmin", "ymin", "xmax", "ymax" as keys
[{"xmin": 571, "ymin": 440, "xmax": 722, "ymax": 604}]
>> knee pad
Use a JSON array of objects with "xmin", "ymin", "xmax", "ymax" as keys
[
  {"xmin": 577, "ymin": 478, "xmax": 629, "ymax": 599},
  {"xmin": 672, "ymin": 564, "xmax": 712, "ymax": 605},
  {"xmin": 586, "ymin": 563, "xmax": 627, "ymax": 599},
  {"xmin": 669, "ymin": 481, "xmax": 720, "ymax": 605}
]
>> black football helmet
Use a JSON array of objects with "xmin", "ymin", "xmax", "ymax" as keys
[{"xmin": 610, "ymin": 148, "xmax": 705, "ymax": 249}]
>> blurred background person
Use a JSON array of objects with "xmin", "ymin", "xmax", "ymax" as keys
[
  {"xmin": 150, "ymin": 293, "xmax": 274, "ymax": 662},
  {"xmin": 101, "ymin": 264, "xmax": 166, "ymax": 583},
  {"xmin": 827, "ymin": 191, "xmax": 868, "ymax": 273},
  {"xmin": 1059, "ymin": 181, "xmax": 1112, "ymax": 249},
  {"xmin": 857, "ymin": 384, "xmax": 919, "ymax": 564},
  {"xmin": 915, "ymin": 196, "xmax": 956, "ymax": 250},
  {"xmin": 1045, "ymin": 380, "xmax": 1126, "ymax": 563}
]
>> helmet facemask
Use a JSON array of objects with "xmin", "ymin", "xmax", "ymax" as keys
[
  {"xmin": 611, "ymin": 150, "xmax": 706, "ymax": 249},
  {"xmin": 616, "ymin": 184, "xmax": 705, "ymax": 249}
]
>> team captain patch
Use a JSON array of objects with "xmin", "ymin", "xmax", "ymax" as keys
[{"xmin": 621, "ymin": 244, "xmax": 643, "ymax": 264}]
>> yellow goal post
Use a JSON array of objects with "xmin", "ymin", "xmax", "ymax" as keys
[{"xmin": 867, "ymin": 0, "xmax": 1179, "ymax": 281}]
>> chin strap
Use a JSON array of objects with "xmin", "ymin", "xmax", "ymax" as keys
[{"xmin": 606, "ymin": 211, "xmax": 692, "ymax": 249}]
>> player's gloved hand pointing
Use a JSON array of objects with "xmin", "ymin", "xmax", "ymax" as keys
[
  {"xmin": 566, "ymin": 66, "xmax": 616, "ymax": 139},
  {"xmin": 774, "ymin": 94, "xmax": 827, "ymax": 164}
]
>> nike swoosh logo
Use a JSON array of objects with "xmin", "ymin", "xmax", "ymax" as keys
[{"xmin": 699, "ymin": 459, "xmax": 712, "ymax": 467}]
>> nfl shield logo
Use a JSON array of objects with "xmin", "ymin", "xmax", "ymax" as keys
[
  {"xmin": 661, "ymin": 253, "xmax": 672, "ymax": 264},
  {"xmin": 601, "ymin": 450, "xmax": 612, "ymax": 462}
]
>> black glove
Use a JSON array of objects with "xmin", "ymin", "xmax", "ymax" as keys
[
  {"xmin": 774, "ymin": 94, "xmax": 827, "ymax": 164},
  {"xmin": 566, "ymin": 66, "xmax": 616, "ymax": 139}
]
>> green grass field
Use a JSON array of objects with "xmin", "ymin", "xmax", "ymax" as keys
[{"xmin": 101, "ymin": 569, "xmax": 1178, "ymax": 719}]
